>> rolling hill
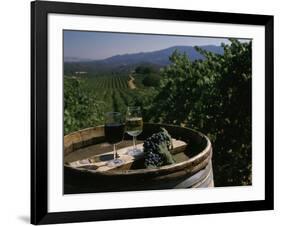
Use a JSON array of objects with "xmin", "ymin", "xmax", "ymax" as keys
[{"xmin": 64, "ymin": 45, "xmax": 224, "ymax": 75}]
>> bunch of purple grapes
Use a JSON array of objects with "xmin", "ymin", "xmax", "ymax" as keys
[{"xmin": 143, "ymin": 129, "xmax": 172, "ymax": 167}]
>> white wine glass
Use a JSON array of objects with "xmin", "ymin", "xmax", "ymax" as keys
[{"xmin": 125, "ymin": 106, "xmax": 143, "ymax": 156}]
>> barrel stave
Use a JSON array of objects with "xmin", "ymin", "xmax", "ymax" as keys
[{"xmin": 64, "ymin": 123, "xmax": 214, "ymax": 193}]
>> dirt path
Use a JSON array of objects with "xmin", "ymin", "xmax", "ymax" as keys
[{"xmin": 128, "ymin": 74, "xmax": 136, "ymax": 89}]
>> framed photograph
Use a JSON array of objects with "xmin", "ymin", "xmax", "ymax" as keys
[{"xmin": 31, "ymin": 0, "xmax": 274, "ymax": 224}]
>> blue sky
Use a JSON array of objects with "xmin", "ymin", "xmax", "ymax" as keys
[{"xmin": 64, "ymin": 30, "xmax": 237, "ymax": 60}]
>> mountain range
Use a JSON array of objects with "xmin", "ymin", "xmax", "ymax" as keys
[{"xmin": 64, "ymin": 45, "xmax": 224, "ymax": 75}]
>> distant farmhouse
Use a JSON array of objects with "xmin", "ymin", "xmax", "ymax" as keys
[{"xmin": 75, "ymin": 71, "xmax": 88, "ymax": 75}]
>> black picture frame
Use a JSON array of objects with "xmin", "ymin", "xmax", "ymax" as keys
[{"xmin": 31, "ymin": 0, "xmax": 274, "ymax": 224}]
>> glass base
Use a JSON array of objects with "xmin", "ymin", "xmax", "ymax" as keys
[
  {"xmin": 126, "ymin": 148, "xmax": 143, "ymax": 157},
  {"xmin": 106, "ymin": 158, "xmax": 123, "ymax": 167}
]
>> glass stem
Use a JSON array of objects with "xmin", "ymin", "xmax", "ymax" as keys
[
  {"xmin": 133, "ymin": 136, "xmax": 137, "ymax": 150},
  {"xmin": 113, "ymin": 144, "xmax": 117, "ymax": 160}
]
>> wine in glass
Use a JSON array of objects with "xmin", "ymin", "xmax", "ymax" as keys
[
  {"xmin": 104, "ymin": 112, "xmax": 125, "ymax": 166},
  {"xmin": 126, "ymin": 106, "xmax": 143, "ymax": 156}
]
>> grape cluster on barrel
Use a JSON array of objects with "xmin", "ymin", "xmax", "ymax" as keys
[{"xmin": 143, "ymin": 128, "xmax": 175, "ymax": 168}]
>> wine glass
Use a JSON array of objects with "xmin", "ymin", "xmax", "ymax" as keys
[
  {"xmin": 104, "ymin": 112, "xmax": 125, "ymax": 166},
  {"xmin": 125, "ymin": 106, "xmax": 143, "ymax": 156}
]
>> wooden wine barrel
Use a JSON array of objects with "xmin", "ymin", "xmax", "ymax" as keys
[{"xmin": 64, "ymin": 123, "xmax": 213, "ymax": 194}]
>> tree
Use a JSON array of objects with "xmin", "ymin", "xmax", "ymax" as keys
[
  {"xmin": 142, "ymin": 74, "xmax": 161, "ymax": 87},
  {"xmin": 135, "ymin": 65, "xmax": 157, "ymax": 74},
  {"xmin": 143, "ymin": 40, "xmax": 252, "ymax": 186}
]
